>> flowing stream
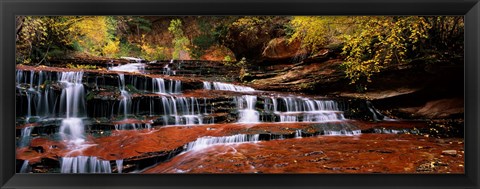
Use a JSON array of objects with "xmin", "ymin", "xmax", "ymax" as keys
[{"xmin": 15, "ymin": 62, "xmax": 397, "ymax": 174}]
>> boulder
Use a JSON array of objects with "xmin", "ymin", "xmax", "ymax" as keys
[{"xmin": 261, "ymin": 38, "xmax": 308, "ymax": 61}]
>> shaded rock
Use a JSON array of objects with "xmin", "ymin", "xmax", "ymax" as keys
[
  {"xmin": 261, "ymin": 38, "xmax": 307, "ymax": 61},
  {"xmin": 398, "ymin": 98, "xmax": 464, "ymax": 119}
]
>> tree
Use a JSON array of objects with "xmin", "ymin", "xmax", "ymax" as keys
[
  {"xmin": 168, "ymin": 19, "xmax": 190, "ymax": 59},
  {"xmin": 289, "ymin": 16, "xmax": 432, "ymax": 84},
  {"xmin": 341, "ymin": 16, "xmax": 431, "ymax": 83}
]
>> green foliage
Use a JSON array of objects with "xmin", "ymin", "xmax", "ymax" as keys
[
  {"xmin": 70, "ymin": 16, "xmax": 120, "ymax": 57},
  {"xmin": 223, "ymin": 55, "xmax": 232, "ymax": 62},
  {"xmin": 224, "ymin": 57, "xmax": 247, "ymax": 68},
  {"xmin": 16, "ymin": 16, "xmax": 76, "ymax": 63},
  {"xmin": 289, "ymin": 16, "xmax": 434, "ymax": 84},
  {"xmin": 191, "ymin": 23, "xmax": 216, "ymax": 59},
  {"xmin": 168, "ymin": 19, "xmax": 190, "ymax": 59},
  {"xmin": 289, "ymin": 16, "xmax": 354, "ymax": 53},
  {"xmin": 66, "ymin": 63, "xmax": 97, "ymax": 69},
  {"xmin": 341, "ymin": 16, "xmax": 431, "ymax": 83}
]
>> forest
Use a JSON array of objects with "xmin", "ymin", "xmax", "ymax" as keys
[{"xmin": 15, "ymin": 16, "xmax": 464, "ymax": 174}]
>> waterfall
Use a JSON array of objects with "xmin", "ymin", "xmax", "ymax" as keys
[
  {"xmin": 109, "ymin": 63, "xmax": 145, "ymax": 73},
  {"xmin": 212, "ymin": 82, "xmax": 255, "ymax": 92},
  {"xmin": 118, "ymin": 74, "xmax": 132, "ymax": 118},
  {"xmin": 59, "ymin": 118, "xmax": 85, "ymax": 146},
  {"xmin": 18, "ymin": 127, "xmax": 34, "ymax": 147},
  {"xmin": 61, "ymin": 156, "xmax": 112, "ymax": 173},
  {"xmin": 115, "ymin": 123, "xmax": 151, "ymax": 130},
  {"xmin": 171, "ymin": 97, "xmax": 203, "ymax": 125},
  {"xmin": 116, "ymin": 159, "xmax": 124, "ymax": 173},
  {"xmin": 185, "ymin": 134, "xmax": 260, "ymax": 151},
  {"xmin": 20, "ymin": 160, "xmax": 30, "ymax": 173},
  {"xmin": 295, "ymin": 129, "xmax": 302, "ymax": 138},
  {"xmin": 58, "ymin": 72, "xmax": 86, "ymax": 118},
  {"xmin": 263, "ymin": 97, "xmax": 344, "ymax": 123},
  {"xmin": 203, "ymin": 81, "xmax": 212, "ymax": 90},
  {"xmin": 171, "ymin": 80, "xmax": 182, "ymax": 94},
  {"xmin": 323, "ymin": 130, "xmax": 361, "ymax": 136},
  {"xmin": 236, "ymin": 95, "xmax": 260, "ymax": 123},
  {"xmin": 152, "ymin": 78, "xmax": 181, "ymax": 94},
  {"xmin": 152, "ymin": 78, "xmax": 167, "ymax": 94},
  {"xmin": 163, "ymin": 62, "xmax": 175, "ymax": 75},
  {"xmin": 57, "ymin": 72, "xmax": 87, "ymax": 146}
]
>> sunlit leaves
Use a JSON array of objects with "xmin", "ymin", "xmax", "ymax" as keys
[
  {"xmin": 289, "ymin": 16, "xmax": 432, "ymax": 84},
  {"xmin": 342, "ymin": 16, "xmax": 431, "ymax": 83}
]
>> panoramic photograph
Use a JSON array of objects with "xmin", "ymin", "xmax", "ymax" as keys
[{"xmin": 15, "ymin": 16, "xmax": 464, "ymax": 174}]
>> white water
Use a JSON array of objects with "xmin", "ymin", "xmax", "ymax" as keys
[
  {"xmin": 118, "ymin": 74, "xmax": 132, "ymax": 118},
  {"xmin": 295, "ymin": 130, "xmax": 302, "ymax": 138},
  {"xmin": 59, "ymin": 118, "xmax": 86, "ymax": 146},
  {"xmin": 324, "ymin": 129, "xmax": 361, "ymax": 136},
  {"xmin": 152, "ymin": 78, "xmax": 167, "ymax": 94},
  {"xmin": 152, "ymin": 78, "xmax": 182, "ymax": 94},
  {"xmin": 110, "ymin": 63, "xmax": 146, "ymax": 73},
  {"xmin": 264, "ymin": 97, "xmax": 344, "ymax": 122},
  {"xmin": 211, "ymin": 82, "xmax": 255, "ymax": 92},
  {"xmin": 61, "ymin": 156, "xmax": 112, "ymax": 173},
  {"xmin": 185, "ymin": 134, "xmax": 260, "ymax": 151},
  {"xmin": 116, "ymin": 159, "xmax": 124, "ymax": 173},
  {"xmin": 58, "ymin": 72, "xmax": 86, "ymax": 118},
  {"xmin": 115, "ymin": 123, "xmax": 152, "ymax": 130},
  {"xmin": 57, "ymin": 72, "xmax": 87, "ymax": 147},
  {"xmin": 203, "ymin": 81, "xmax": 212, "ymax": 90},
  {"xmin": 373, "ymin": 128, "xmax": 410, "ymax": 134},
  {"xmin": 236, "ymin": 95, "xmax": 260, "ymax": 123},
  {"xmin": 20, "ymin": 71, "xmax": 51, "ymax": 120}
]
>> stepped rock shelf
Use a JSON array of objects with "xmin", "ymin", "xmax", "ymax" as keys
[{"xmin": 15, "ymin": 61, "xmax": 463, "ymax": 174}]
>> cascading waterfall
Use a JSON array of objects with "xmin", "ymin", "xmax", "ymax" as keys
[
  {"xmin": 16, "ymin": 62, "xmax": 371, "ymax": 174},
  {"xmin": 171, "ymin": 80, "xmax": 182, "ymax": 94},
  {"xmin": 115, "ymin": 123, "xmax": 152, "ymax": 130},
  {"xmin": 18, "ymin": 127, "xmax": 34, "ymax": 147},
  {"xmin": 118, "ymin": 74, "xmax": 132, "ymax": 118},
  {"xmin": 58, "ymin": 72, "xmax": 87, "ymax": 146},
  {"xmin": 211, "ymin": 82, "xmax": 255, "ymax": 92},
  {"xmin": 152, "ymin": 78, "xmax": 182, "ymax": 94},
  {"xmin": 152, "ymin": 78, "xmax": 167, "ymax": 94},
  {"xmin": 185, "ymin": 134, "xmax": 260, "ymax": 151},
  {"xmin": 109, "ymin": 63, "xmax": 145, "ymax": 73},
  {"xmin": 236, "ymin": 95, "xmax": 260, "ymax": 123},
  {"xmin": 263, "ymin": 97, "xmax": 344, "ymax": 122},
  {"xmin": 170, "ymin": 97, "xmax": 204, "ymax": 125},
  {"xmin": 61, "ymin": 156, "xmax": 112, "ymax": 173}
]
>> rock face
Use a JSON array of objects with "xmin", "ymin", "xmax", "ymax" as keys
[
  {"xmin": 248, "ymin": 52, "xmax": 464, "ymax": 120},
  {"xmin": 261, "ymin": 38, "xmax": 308, "ymax": 62},
  {"xmin": 398, "ymin": 98, "xmax": 464, "ymax": 119}
]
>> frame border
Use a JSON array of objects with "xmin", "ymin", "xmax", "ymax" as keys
[{"xmin": 1, "ymin": 0, "xmax": 479, "ymax": 188}]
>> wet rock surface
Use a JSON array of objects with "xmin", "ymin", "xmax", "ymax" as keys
[
  {"xmin": 144, "ymin": 134, "xmax": 464, "ymax": 174},
  {"xmin": 15, "ymin": 61, "xmax": 464, "ymax": 174}
]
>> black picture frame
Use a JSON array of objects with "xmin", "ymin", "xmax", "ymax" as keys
[{"xmin": 1, "ymin": 0, "xmax": 479, "ymax": 188}]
